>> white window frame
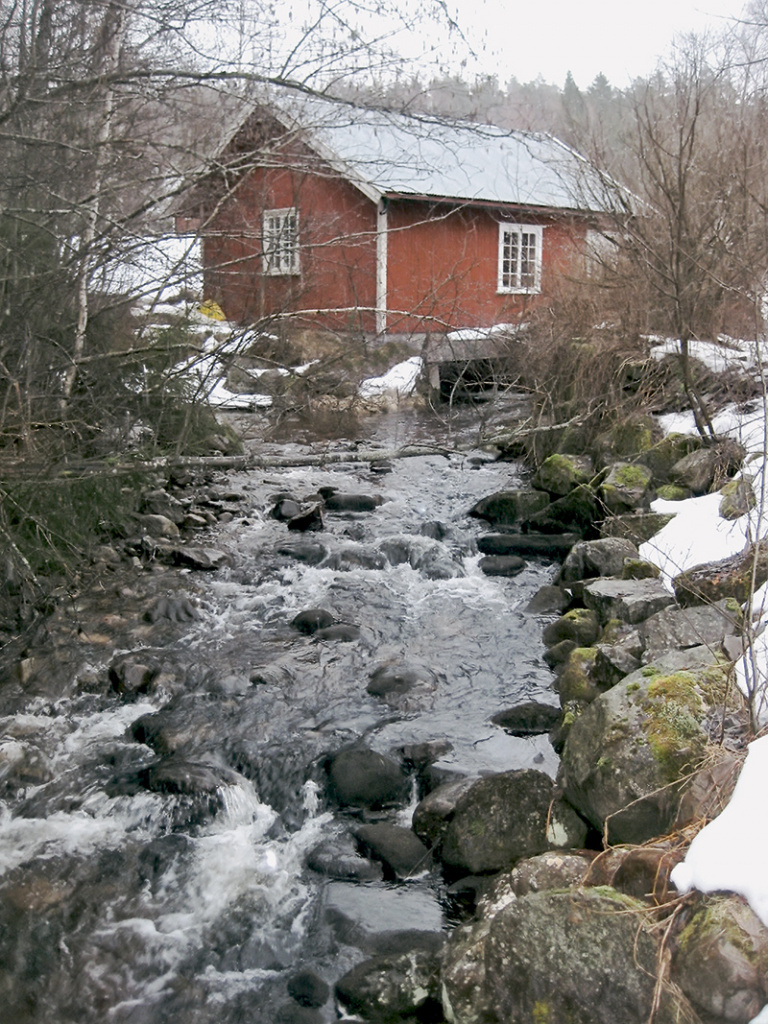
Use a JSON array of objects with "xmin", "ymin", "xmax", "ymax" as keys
[
  {"xmin": 262, "ymin": 207, "xmax": 300, "ymax": 276},
  {"xmin": 497, "ymin": 223, "xmax": 542, "ymax": 294}
]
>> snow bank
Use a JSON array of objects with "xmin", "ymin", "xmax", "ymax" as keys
[{"xmin": 359, "ymin": 356, "xmax": 422, "ymax": 398}]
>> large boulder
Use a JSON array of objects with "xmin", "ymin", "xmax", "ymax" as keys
[
  {"xmin": 673, "ymin": 541, "xmax": 768, "ymax": 606},
  {"xmin": 558, "ymin": 537, "xmax": 640, "ymax": 584},
  {"xmin": 326, "ymin": 748, "xmax": 409, "ymax": 809},
  {"xmin": 438, "ymin": 769, "xmax": 587, "ymax": 874},
  {"xmin": 583, "ymin": 576, "xmax": 675, "ymax": 625},
  {"xmin": 336, "ymin": 949, "xmax": 441, "ymax": 1022},
  {"xmin": 638, "ymin": 432, "xmax": 704, "ymax": 484},
  {"xmin": 355, "ymin": 824, "xmax": 432, "ymax": 880},
  {"xmin": 600, "ymin": 462, "xmax": 654, "ymax": 514},
  {"xmin": 719, "ymin": 477, "xmax": 756, "ymax": 520},
  {"xmin": 441, "ymin": 888, "xmax": 700, "ymax": 1024},
  {"xmin": 522, "ymin": 484, "xmax": 600, "ymax": 537},
  {"xmin": 558, "ymin": 648, "xmax": 734, "ymax": 844},
  {"xmin": 532, "ymin": 453, "xmax": 594, "ymax": 497},
  {"xmin": 469, "ymin": 489, "xmax": 549, "ymax": 526},
  {"xmin": 542, "ymin": 608, "xmax": 601, "ymax": 647},
  {"xmin": 670, "ymin": 439, "xmax": 746, "ymax": 495},
  {"xmin": 639, "ymin": 599, "xmax": 741, "ymax": 664},
  {"xmin": 673, "ymin": 895, "xmax": 768, "ymax": 1023}
]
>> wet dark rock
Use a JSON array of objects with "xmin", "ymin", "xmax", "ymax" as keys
[
  {"xmin": 479, "ymin": 532, "xmax": 579, "ymax": 558},
  {"xmin": 312, "ymin": 624, "xmax": 360, "ymax": 642},
  {"xmin": 287, "ymin": 970, "xmax": 330, "ymax": 1008},
  {"xmin": 557, "ymin": 537, "xmax": 640, "ymax": 584},
  {"xmin": 367, "ymin": 664, "xmax": 425, "ymax": 697},
  {"xmin": 271, "ymin": 497, "xmax": 302, "ymax": 521},
  {"xmin": 139, "ymin": 756, "xmax": 240, "ymax": 796},
  {"xmin": 469, "ymin": 489, "xmax": 550, "ymax": 526},
  {"xmin": 277, "ymin": 541, "xmax": 327, "ymax": 564},
  {"xmin": 144, "ymin": 595, "xmax": 200, "ymax": 623},
  {"xmin": 275, "ymin": 1003, "xmax": 323, "ymax": 1024},
  {"xmin": 326, "ymin": 748, "xmax": 409, "ymax": 809},
  {"xmin": 170, "ymin": 546, "xmax": 233, "ymax": 570},
  {"xmin": 478, "ymin": 554, "xmax": 525, "ymax": 577},
  {"xmin": 335, "ymin": 949, "xmax": 441, "ymax": 1023},
  {"xmin": 355, "ymin": 823, "xmax": 432, "ymax": 879},
  {"xmin": 136, "ymin": 513, "xmax": 180, "ymax": 539},
  {"xmin": 542, "ymin": 638, "xmax": 577, "ymax": 669},
  {"xmin": 542, "ymin": 608, "xmax": 600, "ymax": 647},
  {"xmin": 287, "ymin": 502, "xmax": 324, "ymax": 532},
  {"xmin": 319, "ymin": 488, "xmax": 383, "ymax": 512},
  {"xmin": 593, "ymin": 633, "xmax": 643, "ymax": 689},
  {"xmin": 524, "ymin": 584, "xmax": 570, "ymax": 614},
  {"xmin": 321, "ymin": 543, "xmax": 387, "ymax": 570},
  {"xmin": 306, "ymin": 836, "xmax": 384, "ymax": 882},
  {"xmin": 419, "ymin": 520, "xmax": 448, "ymax": 540},
  {"xmin": 521, "ymin": 484, "xmax": 600, "ymax": 537},
  {"xmin": 411, "ymin": 778, "xmax": 477, "ymax": 848},
  {"xmin": 291, "ymin": 608, "xmax": 335, "ymax": 635},
  {"xmin": 439, "ymin": 770, "xmax": 586, "ymax": 874},
  {"xmin": 491, "ymin": 701, "xmax": 562, "ymax": 736},
  {"xmin": 397, "ymin": 740, "xmax": 453, "ymax": 769},
  {"xmin": 108, "ymin": 654, "xmax": 160, "ymax": 697}
]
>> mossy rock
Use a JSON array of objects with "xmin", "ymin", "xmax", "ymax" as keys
[
  {"xmin": 593, "ymin": 414, "xmax": 661, "ymax": 468},
  {"xmin": 557, "ymin": 647, "xmax": 601, "ymax": 704},
  {"xmin": 558, "ymin": 647, "xmax": 737, "ymax": 844},
  {"xmin": 621, "ymin": 559, "xmax": 661, "ymax": 580},
  {"xmin": 719, "ymin": 476, "xmax": 756, "ymax": 520},
  {"xmin": 600, "ymin": 511, "xmax": 675, "ymax": 545},
  {"xmin": 673, "ymin": 540, "xmax": 768, "ymax": 606},
  {"xmin": 674, "ymin": 895, "xmax": 768, "ymax": 1022},
  {"xmin": 656, "ymin": 484, "xmax": 691, "ymax": 501},
  {"xmin": 444, "ymin": 888, "xmax": 702, "ymax": 1024},
  {"xmin": 601, "ymin": 462, "xmax": 654, "ymax": 515},
  {"xmin": 532, "ymin": 453, "xmax": 595, "ymax": 498},
  {"xmin": 638, "ymin": 432, "xmax": 704, "ymax": 484},
  {"xmin": 542, "ymin": 608, "xmax": 601, "ymax": 648}
]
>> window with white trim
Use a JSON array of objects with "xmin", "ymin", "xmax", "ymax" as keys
[
  {"xmin": 262, "ymin": 207, "xmax": 299, "ymax": 275},
  {"xmin": 497, "ymin": 223, "xmax": 542, "ymax": 293}
]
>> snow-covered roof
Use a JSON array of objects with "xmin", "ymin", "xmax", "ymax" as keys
[{"xmin": 246, "ymin": 92, "xmax": 609, "ymax": 214}]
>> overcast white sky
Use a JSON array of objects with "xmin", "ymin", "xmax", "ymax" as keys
[{"xmin": 446, "ymin": 0, "xmax": 751, "ymax": 88}]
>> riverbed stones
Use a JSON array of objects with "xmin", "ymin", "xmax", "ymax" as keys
[
  {"xmin": 325, "ymin": 748, "xmax": 409, "ymax": 809},
  {"xmin": 524, "ymin": 583, "xmax": 570, "ymax": 613},
  {"xmin": 291, "ymin": 608, "xmax": 335, "ymax": 635},
  {"xmin": 287, "ymin": 970, "xmax": 330, "ymax": 1008},
  {"xmin": 108, "ymin": 653, "xmax": 160, "ymax": 696},
  {"xmin": 305, "ymin": 836, "xmax": 384, "ymax": 882},
  {"xmin": 355, "ymin": 823, "xmax": 432, "ymax": 879},
  {"xmin": 287, "ymin": 502, "xmax": 324, "ymax": 532},
  {"xmin": 335, "ymin": 949, "xmax": 441, "ymax": 1023},
  {"xmin": 319, "ymin": 488, "xmax": 383, "ymax": 512},
  {"xmin": 478, "ymin": 532, "xmax": 579, "ymax": 558},
  {"xmin": 438, "ymin": 769, "xmax": 587, "ymax": 874},
  {"xmin": 170, "ymin": 545, "xmax": 232, "ymax": 570},
  {"xmin": 477, "ymin": 553, "xmax": 525, "ymax": 576},
  {"xmin": 490, "ymin": 701, "xmax": 562, "ymax": 736},
  {"xmin": 558, "ymin": 648, "xmax": 732, "ymax": 844},
  {"xmin": 411, "ymin": 778, "xmax": 477, "ymax": 848}
]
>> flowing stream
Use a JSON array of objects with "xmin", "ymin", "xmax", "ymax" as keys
[{"xmin": 0, "ymin": 397, "xmax": 561, "ymax": 1023}]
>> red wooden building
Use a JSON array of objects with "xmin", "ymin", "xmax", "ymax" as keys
[{"xmin": 182, "ymin": 94, "xmax": 609, "ymax": 337}]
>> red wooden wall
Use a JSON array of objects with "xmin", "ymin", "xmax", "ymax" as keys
[{"xmin": 202, "ymin": 151, "xmax": 588, "ymax": 335}]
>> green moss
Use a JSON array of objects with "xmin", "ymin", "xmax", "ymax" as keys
[
  {"xmin": 641, "ymin": 666, "xmax": 659, "ymax": 677},
  {"xmin": 612, "ymin": 464, "xmax": 651, "ymax": 488},
  {"xmin": 641, "ymin": 671, "xmax": 707, "ymax": 782},
  {"xmin": 656, "ymin": 484, "xmax": 690, "ymax": 501},
  {"xmin": 621, "ymin": 559, "xmax": 660, "ymax": 580},
  {"xmin": 626, "ymin": 682, "xmax": 640, "ymax": 694},
  {"xmin": 533, "ymin": 1001, "xmax": 551, "ymax": 1024}
]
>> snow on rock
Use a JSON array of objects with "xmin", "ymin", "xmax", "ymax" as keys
[
  {"xmin": 359, "ymin": 357, "xmax": 422, "ymax": 399},
  {"xmin": 671, "ymin": 734, "xmax": 768, "ymax": 927}
]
